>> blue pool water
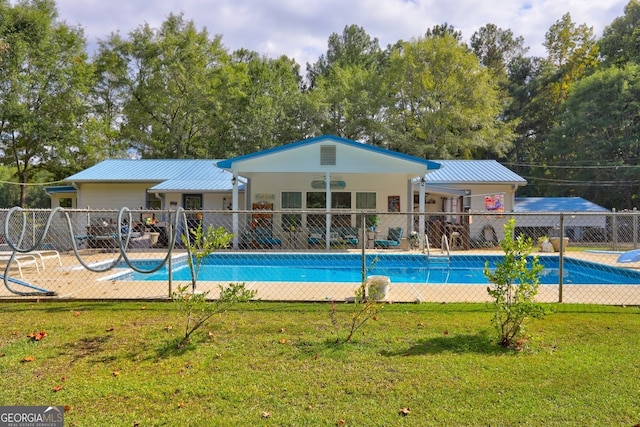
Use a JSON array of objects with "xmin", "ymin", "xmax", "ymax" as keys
[{"xmin": 115, "ymin": 253, "xmax": 640, "ymax": 285}]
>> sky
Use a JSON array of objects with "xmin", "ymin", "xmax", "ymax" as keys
[{"xmin": 54, "ymin": 0, "xmax": 629, "ymax": 66}]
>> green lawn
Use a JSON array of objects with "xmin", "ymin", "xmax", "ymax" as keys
[{"xmin": 1, "ymin": 301, "xmax": 639, "ymax": 426}]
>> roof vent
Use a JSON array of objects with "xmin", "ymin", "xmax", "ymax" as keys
[{"xmin": 320, "ymin": 145, "xmax": 336, "ymax": 166}]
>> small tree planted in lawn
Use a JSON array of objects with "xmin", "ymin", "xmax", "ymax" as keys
[
  {"xmin": 329, "ymin": 257, "xmax": 383, "ymax": 343},
  {"xmin": 172, "ymin": 222, "xmax": 256, "ymax": 348},
  {"xmin": 484, "ymin": 219, "xmax": 545, "ymax": 349}
]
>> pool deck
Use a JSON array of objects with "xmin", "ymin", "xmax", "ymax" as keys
[{"xmin": 1, "ymin": 248, "xmax": 640, "ymax": 305}]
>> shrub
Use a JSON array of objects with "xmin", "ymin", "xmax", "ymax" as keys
[{"xmin": 484, "ymin": 219, "xmax": 546, "ymax": 349}]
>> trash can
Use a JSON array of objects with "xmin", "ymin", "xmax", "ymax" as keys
[{"xmin": 367, "ymin": 275, "xmax": 390, "ymax": 301}]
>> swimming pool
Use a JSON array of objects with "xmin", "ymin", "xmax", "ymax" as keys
[{"xmin": 114, "ymin": 253, "xmax": 640, "ymax": 285}]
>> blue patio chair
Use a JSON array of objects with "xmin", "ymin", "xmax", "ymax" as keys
[
  {"xmin": 374, "ymin": 227, "xmax": 403, "ymax": 248},
  {"xmin": 254, "ymin": 227, "xmax": 282, "ymax": 248}
]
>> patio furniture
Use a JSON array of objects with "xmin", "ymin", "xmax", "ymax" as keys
[
  {"xmin": 374, "ymin": 227, "xmax": 403, "ymax": 248},
  {"xmin": 253, "ymin": 227, "xmax": 282, "ymax": 248}
]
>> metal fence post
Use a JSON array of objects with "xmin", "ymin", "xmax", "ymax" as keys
[
  {"xmin": 634, "ymin": 207, "xmax": 638, "ymax": 250},
  {"xmin": 611, "ymin": 208, "xmax": 617, "ymax": 251},
  {"xmin": 558, "ymin": 213, "xmax": 564, "ymax": 303}
]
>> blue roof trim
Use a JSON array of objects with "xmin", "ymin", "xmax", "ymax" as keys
[
  {"xmin": 216, "ymin": 134, "xmax": 441, "ymax": 170},
  {"xmin": 45, "ymin": 185, "xmax": 77, "ymax": 194}
]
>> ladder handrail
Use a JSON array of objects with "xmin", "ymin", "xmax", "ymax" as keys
[{"xmin": 440, "ymin": 234, "xmax": 451, "ymax": 257}]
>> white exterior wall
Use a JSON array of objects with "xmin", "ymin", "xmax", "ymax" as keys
[
  {"xmin": 76, "ymin": 183, "xmax": 151, "ymax": 210},
  {"xmin": 249, "ymin": 173, "xmax": 410, "ymax": 211}
]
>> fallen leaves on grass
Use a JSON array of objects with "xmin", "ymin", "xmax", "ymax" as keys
[
  {"xmin": 112, "ymin": 371, "xmax": 120, "ymax": 377},
  {"xmin": 399, "ymin": 407, "xmax": 411, "ymax": 416},
  {"xmin": 336, "ymin": 419, "xmax": 346, "ymax": 426},
  {"xmin": 52, "ymin": 385, "xmax": 64, "ymax": 392},
  {"xmin": 177, "ymin": 402, "xmax": 186, "ymax": 409},
  {"xmin": 261, "ymin": 411, "xmax": 271, "ymax": 418},
  {"xmin": 105, "ymin": 327, "xmax": 114, "ymax": 332},
  {"xmin": 21, "ymin": 356, "xmax": 35, "ymax": 362},
  {"xmin": 28, "ymin": 331, "xmax": 47, "ymax": 341},
  {"xmin": 279, "ymin": 338, "xmax": 287, "ymax": 344}
]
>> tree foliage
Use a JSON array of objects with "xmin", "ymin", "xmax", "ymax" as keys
[
  {"xmin": 548, "ymin": 64, "xmax": 640, "ymax": 208},
  {"xmin": 0, "ymin": 0, "xmax": 92, "ymax": 206},
  {"xmin": 2, "ymin": 1, "xmax": 640, "ymax": 209},
  {"xmin": 599, "ymin": 0, "xmax": 640, "ymax": 68},
  {"xmin": 382, "ymin": 33, "xmax": 515, "ymax": 158}
]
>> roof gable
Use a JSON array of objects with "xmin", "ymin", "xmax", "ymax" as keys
[{"xmin": 216, "ymin": 134, "xmax": 441, "ymax": 174}]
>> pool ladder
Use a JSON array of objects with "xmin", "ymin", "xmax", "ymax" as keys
[{"xmin": 422, "ymin": 234, "xmax": 451, "ymax": 286}]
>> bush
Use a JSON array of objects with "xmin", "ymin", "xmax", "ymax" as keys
[{"xmin": 484, "ymin": 219, "xmax": 546, "ymax": 349}]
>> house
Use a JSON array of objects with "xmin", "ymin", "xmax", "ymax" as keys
[
  {"xmin": 47, "ymin": 158, "xmax": 245, "ymax": 211},
  {"xmin": 48, "ymin": 135, "xmax": 528, "ymax": 249},
  {"xmin": 514, "ymin": 197, "xmax": 609, "ymax": 241}
]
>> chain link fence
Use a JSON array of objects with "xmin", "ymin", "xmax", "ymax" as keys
[{"xmin": 2, "ymin": 207, "xmax": 640, "ymax": 305}]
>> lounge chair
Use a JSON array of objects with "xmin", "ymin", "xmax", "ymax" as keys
[
  {"xmin": 307, "ymin": 227, "xmax": 359, "ymax": 247},
  {"xmin": 253, "ymin": 227, "xmax": 282, "ymax": 248},
  {"xmin": 0, "ymin": 253, "xmax": 40, "ymax": 278},
  {"xmin": 374, "ymin": 227, "xmax": 403, "ymax": 248}
]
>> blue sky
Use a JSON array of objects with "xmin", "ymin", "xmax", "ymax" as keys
[{"xmin": 55, "ymin": 0, "xmax": 629, "ymax": 65}]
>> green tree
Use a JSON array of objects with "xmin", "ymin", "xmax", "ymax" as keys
[
  {"xmin": 305, "ymin": 25, "xmax": 387, "ymax": 143},
  {"xmin": 484, "ymin": 219, "xmax": 545, "ymax": 349},
  {"xmin": 599, "ymin": 0, "xmax": 640, "ymax": 68},
  {"xmin": 0, "ymin": 0, "xmax": 92, "ymax": 206},
  {"xmin": 502, "ymin": 14, "xmax": 599, "ymax": 196},
  {"xmin": 382, "ymin": 33, "xmax": 515, "ymax": 159},
  {"xmin": 548, "ymin": 64, "xmax": 640, "ymax": 208},
  {"xmin": 225, "ymin": 50, "xmax": 306, "ymax": 155},
  {"xmin": 106, "ymin": 13, "xmax": 234, "ymax": 159},
  {"xmin": 470, "ymin": 23, "xmax": 529, "ymax": 77}
]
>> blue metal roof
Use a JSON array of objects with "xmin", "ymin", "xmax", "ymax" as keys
[
  {"xmin": 64, "ymin": 159, "xmax": 241, "ymax": 192},
  {"xmin": 425, "ymin": 160, "xmax": 526, "ymax": 184},
  {"xmin": 216, "ymin": 134, "xmax": 442, "ymax": 170},
  {"xmin": 515, "ymin": 197, "xmax": 609, "ymax": 212}
]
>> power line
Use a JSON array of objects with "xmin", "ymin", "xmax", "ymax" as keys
[{"xmin": 503, "ymin": 162, "xmax": 640, "ymax": 170}]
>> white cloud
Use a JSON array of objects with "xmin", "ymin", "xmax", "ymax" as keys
[{"xmin": 54, "ymin": 0, "xmax": 629, "ymax": 65}]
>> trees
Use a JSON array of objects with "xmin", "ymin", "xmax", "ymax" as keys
[
  {"xmin": 103, "ymin": 14, "xmax": 232, "ymax": 159},
  {"xmin": 599, "ymin": 0, "xmax": 640, "ymax": 68},
  {"xmin": 305, "ymin": 25, "xmax": 387, "ymax": 143},
  {"xmin": 0, "ymin": 0, "xmax": 92, "ymax": 206},
  {"xmin": 548, "ymin": 65, "xmax": 640, "ymax": 208},
  {"xmin": 382, "ymin": 33, "xmax": 515, "ymax": 159}
]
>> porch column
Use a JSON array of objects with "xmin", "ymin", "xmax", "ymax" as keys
[
  {"xmin": 232, "ymin": 173, "xmax": 239, "ymax": 249},
  {"xmin": 325, "ymin": 171, "xmax": 331, "ymax": 250},
  {"xmin": 419, "ymin": 178, "xmax": 426, "ymax": 251}
]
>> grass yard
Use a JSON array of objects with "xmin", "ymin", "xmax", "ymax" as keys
[{"xmin": 0, "ymin": 301, "xmax": 639, "ymax": 426}]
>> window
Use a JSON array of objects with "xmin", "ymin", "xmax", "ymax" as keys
[
  {"xmin": 282, "ymin": 192, "xmax": 302, "ymax": 229},
  {"xmin": 183, "ymin": 194, "xmax": 202, "ymax": 210},
  {"xmin": 282, "ymin": 192, "xmax": 302, "ymax": 209},
  {"xmin": 306, "ymin": 192, "xmax": 326, "ymax": 209},
  {"xmin": 331, "ymin": 192, "xmax": 351, "ymax": 209},
  {"xmin": 356, "ymin": 192, "xmax": 376, "ymax": 210},
  {"xmin": 147, "ymin": 193, "xmax": 162, "ymax": 209},
  {"xmin": 59, "ymin": 198, "xmax": 72, "ymax": 208}
]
